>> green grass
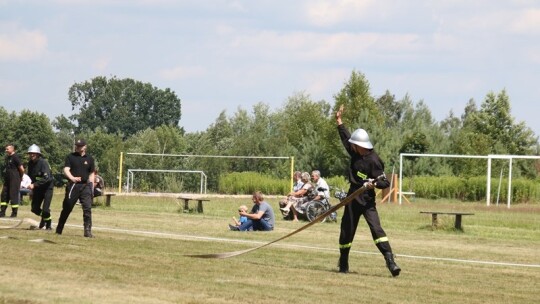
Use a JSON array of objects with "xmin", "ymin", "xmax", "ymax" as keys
[{"xmin": 1, "ymin": 193, "xmax": 539, "ymax": 304}]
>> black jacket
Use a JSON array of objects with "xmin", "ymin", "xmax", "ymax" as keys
[
  {"xmin": 28, "ymin": 157, "xmax": 54, "ymax": 190},
  {"xmin": 338, "ymin": 124, "xmax": 390, "ymax": 204}
]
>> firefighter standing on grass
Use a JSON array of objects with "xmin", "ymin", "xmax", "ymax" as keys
[
  {"xmin": 335, "ymin": 105, "xmax": 401, "ymax": 276},
  {"xmin": 55, "ymin": 139, "xmax": 96, "ymax": 238},
  {"xmin": 1, "ymin": 144, "xmax": 24, "ymax": 218},
  {"xmin": 26, "ymin": 144, "xmax": 54, "ymax": 230}
]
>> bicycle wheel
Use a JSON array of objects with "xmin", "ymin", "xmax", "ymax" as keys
[{"xmin": 305, "ymin": 200, "xmax": 327, "ymax": 223}]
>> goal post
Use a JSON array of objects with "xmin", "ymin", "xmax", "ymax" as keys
[{"xmin": 399, "ymin": 153, "xmax": 540, "ymax": 208}]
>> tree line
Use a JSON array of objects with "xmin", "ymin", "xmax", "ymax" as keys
[{"xmin": 1, "ymin": 71, "xmax": 538, "ymax": 194}]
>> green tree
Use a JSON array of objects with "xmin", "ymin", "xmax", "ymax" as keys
[
  {"xmin": 13, "ymin": 110, "xmax": 63, "ymax": 172},
  {"xmin": 68, "ymin": 76, "xmax": 182, "ymax": 138}
]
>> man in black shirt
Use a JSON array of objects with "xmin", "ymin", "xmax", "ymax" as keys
[
  {"xmin": 1, "ymin": 144, "xmax": 24, "ymax": 218},
  {"xmin": 56, "ymin": 139, "xmax": 96, "ymax": 237}
]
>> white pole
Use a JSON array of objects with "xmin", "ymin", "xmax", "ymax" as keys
[
  {"xmin": 496, "ymin": 167, "xmax": 504, "ymax": 206},
  {"xmin": 486, "ymin": 157, "xmax": 492, "ymax": 206},
  {"xmin": 389, "ymin": 166, "xmax": 395, "ymax": 203},
  {"xmin": 399, "ymin": 154, "xmax": 403, "ymax": 205},
  {"xmin": 507, "ymin": 158, "xmax": 513, "ymax": 209}
]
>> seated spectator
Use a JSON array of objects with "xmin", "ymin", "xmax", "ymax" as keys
[
  {"xmin": 311, "ymin": 170, "xmax": 330, "ymax": 201},
  {"xmin": 230, "ymin": 205, "xmax": 248, "ymax": 228},
  {"xmin": 279, "ymin": 172, "xmax": 314, "ymax": 221},
  {"xmin": 93, "ymin": 172, "xmax": 104, "ymax": 197},
  {"xmin": 229, "ymin": 191, "xmax": 275, "ymax": 231},
  {"xmin": 20, "ymin": 173, "xmax": 32, "ymax": 203}
]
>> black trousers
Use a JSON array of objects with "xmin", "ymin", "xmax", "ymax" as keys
[
  {"xmin": 339, "ymin": 187, "xmax": 392, "ymax": 255},
  {"xmin": 56, "ymin": 183, "xmax": 93, "ymax": 232},
  {"xmin": 31, "ymin": 186, "xmax": 53, "ymax": 220},
  {"xmin": 1, "ymin": 170, "xmax": 21, "ymax": 206}
]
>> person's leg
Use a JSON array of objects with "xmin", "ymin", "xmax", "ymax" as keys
[
  {"xmin": 30, "ymin": 190, "xmax": 45, "ymax": 228},
  {"xmin": 364, "ymin": 205, "xmax": 400, "ymax": 277},
  {"xmin": 56, "ymin": 184, "xmax": 79, "ymax": 235},
  {"xmin": 338, "ymin": 196, "xmax": 362, "ymax": 273},
  {"xmin": 255, "ymin": 219, "xmax": 273, "ymax": 231},
  {"xmin": 41, "ymin": 188, "xmax": 54, "ymax": 230},
  {"xmin": 0, "ymin": 184, "xmax": 8, "ymax": 217},
  {"xmin": 238, "ymin": 219, "xmax": 254, "ymax": 231},
  {"xmin": 80, "ymin": 184, "xmax": 93, "ymax": 237},
  {"xmin": 8, "ymin": 175, "xmax": 21, "ymax": 217}
]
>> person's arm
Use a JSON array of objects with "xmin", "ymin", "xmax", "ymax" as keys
[
  {"xmin": 336, "ymin": 105, "xmax": 354, "ymax": 154},
  {"xmin": 17, "ymin": 165, "xmax": 24, "ymax": 178},
  {"xmin": 336, "ymin": 104, "xmax": 344, "ymax": 126},
  {"xmin": 33, "ymin": 161, "xmax": 53, "ymax": 188},
  {"xmin": 64, "ymin": 166, "xmax": 81, "ymax": 183},
  {"xmin": 240, "ymin": 209, "xmax": 265, "ymax": 220}
]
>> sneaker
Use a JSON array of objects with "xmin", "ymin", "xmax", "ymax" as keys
[
  {"xmin": 279, "ymin": 207, "xmax": 290, "ymax": 213},
  {"xmin": 228, "ymin": 224, "xmax": 239, "ymax": 231}
]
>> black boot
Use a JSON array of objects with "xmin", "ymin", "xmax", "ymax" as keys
[
  {"xmin": 55, "ymin": 220, "xmax": 65, "ymax": 235},
  {"xmin": 384, "ymin": 252, "xmax": 401, "ymax": 277},
  {"xmin": 0, "ymin": 205, "xmax": 6, "ymax": 217},
  {"xmin": 9, "ymin": 208, "xmax": 17, "ymax": 218},
  {"xmin": 39, "ymin": 218, "xmax": 46, "ymax": 229},
  {"xmin": 84, "ymin": 224, "xmax": 93, "ymax": 238},
  {"xmin": 338, "ymin": 247, "xmax": 350, "ymax": 273},
  {"xmin": 45, "ymin": 219, "xmax": 52, "ymax": 230}
]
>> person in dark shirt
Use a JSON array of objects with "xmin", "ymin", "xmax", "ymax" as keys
[
  {"xmin": 26, "ymin": 144, "xmax": 54, "ymax": 230},
  {"xmin": 335, "ymin": 105, "xmax": 401, "ymax": 277},
  {"xmin": 1, "ymin": 144, "xmax": 24, "ymax": 218},
  {"xmin": 55, "ymin": 139, "xmax": 96, "ymax": 237}
]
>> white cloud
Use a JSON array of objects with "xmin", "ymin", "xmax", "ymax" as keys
[
  {"xmin": 158, "ymin": 65, "xmax": 206, "ymax": 80},
  {"xmin": 304, "ymin": 0, "xmax": 374, "ymax": 26},
  {"xmin": 92, "ymin": 57, "xmax": 111, "ymax": 72},
  {"xmin": 510, "ymin": 8, "xmax": 540, "ymax": 34},
  {"xmin": 0, "ymin": 26, "xmax": 47, "ymax": 61}
]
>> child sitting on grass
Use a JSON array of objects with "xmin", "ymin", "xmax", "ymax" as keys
[{"xmin": 229, "ymin": 205, "xmax": 248, "ymax": 230}]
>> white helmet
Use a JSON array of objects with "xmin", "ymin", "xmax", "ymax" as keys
[
  {"xmin": 348, "ymin": 128, "xmax": 373, "ymax": 149},
  {"xmin": 27, "ymin": 144, "xmax": 41, "ymax": 155}
]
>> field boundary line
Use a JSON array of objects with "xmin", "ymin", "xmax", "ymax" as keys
[{"xmin": 84, "ymin": 224, "xmax": 540, "ymax": 269}]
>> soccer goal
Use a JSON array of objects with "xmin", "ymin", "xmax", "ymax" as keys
[
  {"xmin": 399, "ymin": 153, "xmax": 540, "ymax": 208},
  {"xmin": 117, "ymin": 152, "xmax": 294, "ymax": 194},
  {"xmin": 126, "ymin": 169, "xmax": 207, "ymax": 194}
]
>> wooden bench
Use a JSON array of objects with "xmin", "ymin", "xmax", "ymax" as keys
[
  {"xmin": 420, "ymin": 211, "xmax": 475, "ymax": 230},
  {"xmin": 177, "ymin": 196, "xmax": 210, "ymax": 213},
  {"xmin": 104, "ymin": 193, "xmax": 116, "ymax": 207}
]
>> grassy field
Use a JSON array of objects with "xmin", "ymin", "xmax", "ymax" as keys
[{"xmin": 1, "ymin": 192, "xmax": 539, "ymax": 304}]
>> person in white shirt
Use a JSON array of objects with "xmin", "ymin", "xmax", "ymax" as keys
[
  {"xmin": 19, "ymin": 173, "xmax": 32, "ymax": 202},
  {"xmin": 311, "ymin": 170, "xmax": 330, "ymax": 201}
]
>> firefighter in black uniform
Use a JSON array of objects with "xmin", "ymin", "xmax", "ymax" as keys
[
  {"xmin": 336, "ymin": 105, "xmax": 401, "ymax": 277},
  {"xmin": 55, "ymin": 139, "xmax": 96, "ymax": 237},
  {"xmin": 1, "ymin": 144, "xmax": 24, "ymax": 218},
  {"xmin": 26, "ymin": 144, "xmax": 54, "ymax": 230}
]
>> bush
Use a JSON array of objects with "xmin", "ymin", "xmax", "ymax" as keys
[
  {"xmin": 218, "ymin": 172, "xmax": 289, "ymax": 195},
  {"xmin": 403, "ymin": 176, "xmax": 540, "ymax": 203}
]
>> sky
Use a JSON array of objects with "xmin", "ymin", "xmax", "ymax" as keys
[{"xmin": 1, "ymin": 0, "xmax": 539, "ymax": 138}]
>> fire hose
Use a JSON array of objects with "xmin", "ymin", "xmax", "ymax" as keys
[{"xmin": 185, "ymin": 176, "xmax": 385, "ymax": 259}]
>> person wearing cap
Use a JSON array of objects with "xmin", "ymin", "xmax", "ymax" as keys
[
  {"xmin": 26, "ymin": 144, "xmax": 54, "ymax": 230},
  {"xmin": 335, "ymin": 105, "xmax": 401, "ymax": 277},
  {"xmin": 1, "ymin": 144, "xmax": 24, "ymax": 218},
  {"xmin": 56, "ymin": 139, "xmax": 96, "ymax": 237}
]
